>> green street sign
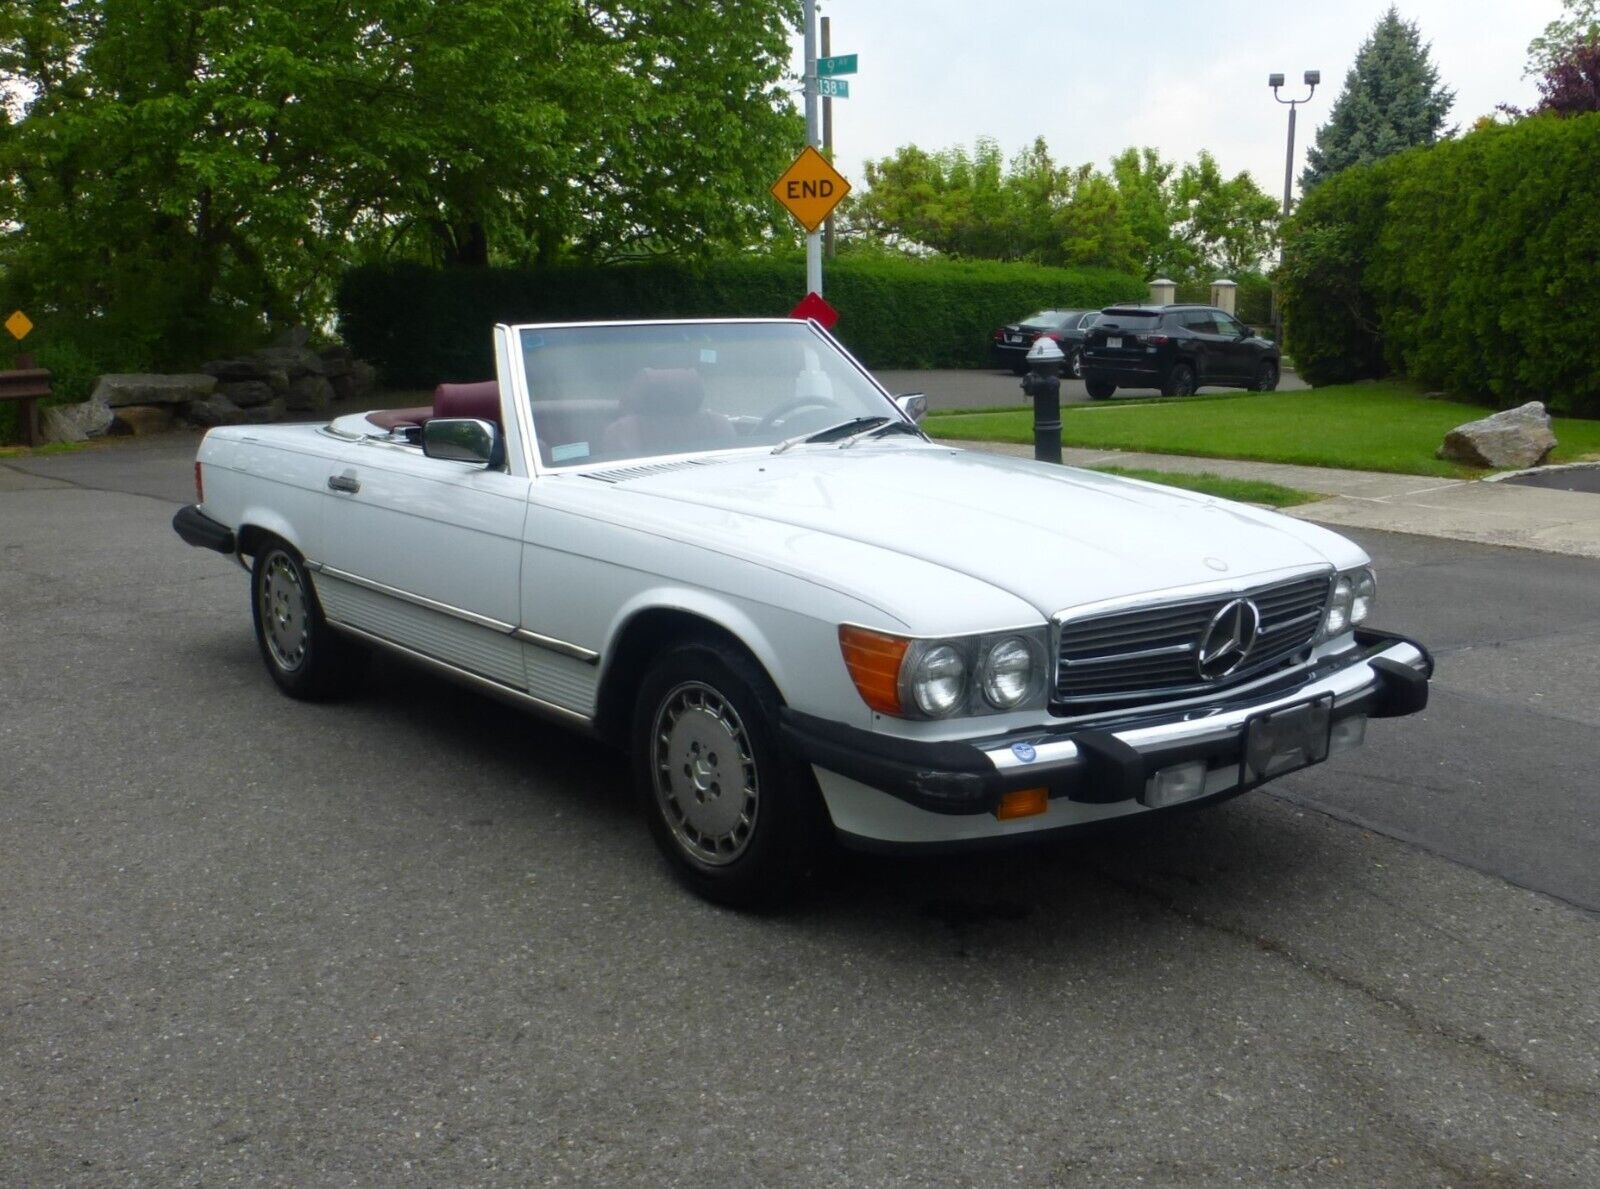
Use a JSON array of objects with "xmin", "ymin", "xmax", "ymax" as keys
[
  {"xmin": 817, "ymin": 78, "xmax": 849, "ymax": 99},
  {"xmin": 816, "ymin": 54, "xmax": 858, "ymax": 77}
]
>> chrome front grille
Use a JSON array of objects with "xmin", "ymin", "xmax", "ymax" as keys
[{"xmin": 1053, "ymin": 571, "xmax": 1333, "ymax": 711}]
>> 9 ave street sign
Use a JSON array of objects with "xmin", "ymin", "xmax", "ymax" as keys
[
  {"xmin": 770, "ymin": 146, "xmax": 851, "ymax": 234},
  {"xmin": 816, "ymin": 53, "xmax": 857, "ymax": 77}
]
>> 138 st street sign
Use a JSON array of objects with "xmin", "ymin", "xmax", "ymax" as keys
[{"xmin": 770, "ymin": 146, "xmax": 851, "ymax": 234}]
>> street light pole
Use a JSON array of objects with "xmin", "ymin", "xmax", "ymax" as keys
[
  {"xmin": 1269, "ymin": 70, "xmax": 1320, "ymax": 220},
  {"xmin": 1269, "ymin": 70, "xmax": 1319, "ymax": 345}
]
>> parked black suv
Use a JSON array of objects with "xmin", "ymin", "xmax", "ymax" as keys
[{"xmin": 1079, "ymin": 304, "xmax": 1279, "ymax": 398}]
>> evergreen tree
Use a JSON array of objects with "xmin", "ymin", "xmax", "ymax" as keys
[{"xmin": 1301, "ymin": 6, "xmax": 1455, "ymax": 191}]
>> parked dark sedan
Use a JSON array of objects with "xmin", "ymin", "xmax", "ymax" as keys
[
  {"xmin": 989, "ymin": 309, "xmax": 1101, "ymax": 376},
  {"xmin": 1079, "ymin": 304, "xmax": 1279, "ymax": 398}
]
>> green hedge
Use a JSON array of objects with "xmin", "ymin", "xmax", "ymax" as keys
[
  {"xmin": 1280, "ymin": 112, "xmax": 1600, "ymax": 415},
  {"xmin": 337, "ymin": 256, "xmax": 1144, "ymax": 387}
]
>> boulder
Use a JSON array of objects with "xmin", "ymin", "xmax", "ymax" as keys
[
  {"xmin": 250, "ymin": 345, "xmax": 325, "ymax": 379},
  {"xmin": 201, "ymin": 358, "xmax": 268, "ymax": 383},
  {"xmin": 218, "ymin": 379, "xmax": 278, "ymax": 408},
  {"xmin": 318, "ymin": 343, "xmax": 354, "ymax": 375},
  {"xmin": 92, "ymin": 373, "xmax": 217, "ymax": 408},
  {"xmin": 180, "ymin": 394, "xmax": 246, "ymax": 427},
  {"xmin": 331, "ymin": 359, "xmax": 377, "ymax": 402},
  {"xmin": 40, "ymin": 394, "xmax": 116, "ymax": 444},
  {"xmin": 1437, "ymin": 401, "xmax": 1558, "ymax": 469},
  {"xmin": 270, "ymin": 326, "xmax": 312, "ymax": 350},
  {"xmin": 238, "ymin": 397, "xmax": 287, "ymax": 425},
  {"xmin": 111, "ymin": 404, "xmax": 176, "ymax": 435},
  {"xmin": 284, "ymin": 374, "xmax": 335, "ymax": 413}
]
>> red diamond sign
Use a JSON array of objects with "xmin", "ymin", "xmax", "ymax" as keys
[{"xmin": 789, "ymin": 291, "xmax": 838, "ymax": 329}]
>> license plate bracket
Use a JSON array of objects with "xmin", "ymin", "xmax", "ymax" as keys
[{"xmin": 1240, "ymin": 694, "xmax": 1334, "ymax": 787}]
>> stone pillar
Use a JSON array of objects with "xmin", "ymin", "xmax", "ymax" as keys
[
  {"xmin": 1210, "ymin": 279, "xmax": 1237, "ymax": 314},
  {"xmin": 1148, "ymin": 277, "xmax": 1176, "ymax": 305}
]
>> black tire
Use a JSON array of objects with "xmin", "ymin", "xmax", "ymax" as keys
[
  {"xmin": 1254, "ymin": 359, "xmax": 1280, "ymax": 392},
  {"xmin": 250, "ymin": 541, "xmax": 366, "ymax": 700},
  {"xmin": 632, "ymin": 639, "xmax": 829, "ymax": 908},
  {"xmin": 1085, "ymin": 378, "xmax": 1116, "ymax": 400},
  {"xmin": 1068, "ymin": 346, "xmax": 1084, "ymax": 379},
  {"xmin": 1162, "ymin": 362, "xmax": 1198, "ymax": 397}
]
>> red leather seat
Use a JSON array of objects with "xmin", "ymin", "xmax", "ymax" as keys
[
  {"xmin": 600, "ymin": 369, "xmax": 733, "ymax": 458},
  {"xmin": 365, "ymin": 380, "xmax": 500, "ymax": 432}
]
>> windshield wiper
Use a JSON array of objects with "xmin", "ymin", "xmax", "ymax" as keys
[
  {"xmin": 771, "ymin": 416, "xmax": 888, "ymax": 454},
  {"xmin": 838, "ymin": 419, "xmax": 926, "ymax": 449}
]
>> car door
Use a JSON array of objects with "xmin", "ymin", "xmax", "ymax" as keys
[
  {"xmin": 1177, "ymin": 310, "xmax": 1228, "ymax": 383},
  {"xmin": 1210, "ymin": 311, "xmax": 1255, "ymax": 381},
  {"xmin": 316, "ymin": 437, "xmax": 533, "ymax": 690}
]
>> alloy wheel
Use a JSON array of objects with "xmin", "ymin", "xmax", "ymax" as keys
[
  {"xmin": 652, "ymin": 681, "xmax": 760, "ymax": 865},
  {"xmin": 259, "ymin": 552, "xmax": 309, "ymax": 672}
]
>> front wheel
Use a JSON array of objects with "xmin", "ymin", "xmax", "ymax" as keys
[
  {"xmin": 251, "ymin": 542, "xmax": 365, "ymax": 700},
  {"xmin": 1085, "ymin": 378, "xmax": 1116, "ymax": 400},
  {"xmin": 1254, "ymin": 360, "xmax": 1280, "ymax": 392},
  {"xmin": 1162, "ymin": 362, "xmax": 1198, "ymax": 397},
  {"xmin": 1067, "ymin": 347, "xmax": 1084, "ymax": 379},
  {"xmin": 632, "ymin": 641, "xmax": 827, "ymax": 907}
]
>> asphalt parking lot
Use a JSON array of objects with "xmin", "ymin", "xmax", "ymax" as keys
[{"xmin": 3, "ymin": 436, "xmax": 1599, "ymax": 1186}]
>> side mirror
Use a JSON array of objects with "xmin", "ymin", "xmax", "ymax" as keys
[
  {"xmin": 422, "ymin": 417, "xmax": 506, "ymax": 468},
  {"xmin": 894, "ymin": 393, "xmax": 928, "ymax": 424}
]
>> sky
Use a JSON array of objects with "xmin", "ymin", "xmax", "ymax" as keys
[{"xmin": 788, "ymin": 0, "xmax": 1562, "ymax": 202}]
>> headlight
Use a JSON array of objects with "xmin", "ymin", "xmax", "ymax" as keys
[
  {"xmin": 980, "ymin": 636, "xmax": 1036, "ymax": 709},
  {"xmin": 1324, "ymin": 566, "xmax": 1375, "ymax": 636},
  {"xmin": 909, "ymin": 644, "xmax": 967, "ymax": 717}
]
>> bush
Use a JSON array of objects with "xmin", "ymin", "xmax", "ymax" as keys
[
  {"xmin": 1280, "ymin": 112, "xmax": 1600, "ymax": 414},
  {"xmin": 337, "ymin": 255, "xmax": 1145, "ymax": 387}
]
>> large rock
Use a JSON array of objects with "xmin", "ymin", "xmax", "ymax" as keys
[
  {"xmin": 330, "ymin": 359, "xmax": 376, "ymax": 402},
  {"xmin": 201, "ymin": 358, "xmax": 267, "ymax": 383},
  {"xmin": 271, "ymin": 326, "xmax": 312, "ymax": 350},
  {"xmin": 111, "ymin": 404, "xmax": 176, "ymax": 435},
  {"xmin": 92, "ymin": 373, "xmax": 217, "ymax": 407},
  {"xmin": 1437, "ymin": 401, "xmax": 1558, "ymax": 469},
  {"xmin": 238, "ymin": 397, "xmax": 287, "ymax": 425},
  {"xmin": 218, "ymin": 379, "xmax": 278, "ymax": 408},
  {"xmin": 284, "ymin": 374, "xmax": 335, "ymax": 413},
  {"xmin": 250, "ymin": 345, "xmax": 325, "ymax": 379},
  {"xmin": 40, "ymin": 394, "xmax": 116, "ymax": 444},
  {"xmin": 180, "ymin": 394, "xmax": 246, "ymax": 427}
]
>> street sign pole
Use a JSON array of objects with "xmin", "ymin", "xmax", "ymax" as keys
[
  {"xmin": 822, "ymin": 15, "xmax": 835, "ymax": 260},
  {"xmin": 802, "ymin": 0, "xmax": 822, "ymax": 297}
]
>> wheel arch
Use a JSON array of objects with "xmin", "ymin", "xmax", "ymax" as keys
[
  {"xmin": 235, "ymin": 511, "xmax": 310, "ymax": 563},
  {"xmin": 592, "ymin": 601, "xmax": 787, "ymax": 748}
]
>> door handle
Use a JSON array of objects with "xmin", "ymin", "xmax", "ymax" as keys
[{"xmin": 327, "ymin": 474, "xmax": 360, "ymax": 494}]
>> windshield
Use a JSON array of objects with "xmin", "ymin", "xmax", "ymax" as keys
[{"xmin": 518, "ymin": 321, "xmax": 901, "ymax": 468}]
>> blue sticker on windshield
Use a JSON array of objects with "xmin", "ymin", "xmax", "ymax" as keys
[
  {"xmin": 552, "ymin": 441, "xmax": 590, "ymax": 462},
  {"xmin": 1011, "ymin": 742, "xmax": 1038, "ymax": 763}
]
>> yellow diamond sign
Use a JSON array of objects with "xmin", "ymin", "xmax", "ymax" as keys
[
  {"xmin": 770, "ymin": 146, "xmax": 851, "ymax": 234},
  {"xmin": 5, "ymin": 309, "xmax": 33, "ymax": 341}
]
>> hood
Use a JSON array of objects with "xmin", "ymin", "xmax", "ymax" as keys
[{"xmin": 590, "ymin": 445, "xmax": 1364, "ymax": 618}]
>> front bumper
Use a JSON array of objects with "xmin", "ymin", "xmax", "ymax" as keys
[
  {"xmin": 781, "ymin": 628, "xmax": 1431, "ymax": 851},
  {"xmin": 172, "ymin": 504, "xmax": 236, "ymax": 554}
]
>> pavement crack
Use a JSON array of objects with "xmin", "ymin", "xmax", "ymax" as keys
[{"xmin": 1086, "ymin": 862, "xmax": 1600, "ymax": 1111}]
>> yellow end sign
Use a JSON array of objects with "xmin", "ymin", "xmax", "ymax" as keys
[
  {"xmin": 5, "ymin": 309, "xmax": 33, "ymax": 341},
  {"xmin": 770, "ymin": 146, "xmax": 851, "ymax": 233}
]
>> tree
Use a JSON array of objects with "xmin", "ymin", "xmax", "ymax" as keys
[
  {"xmin": 1301, "ymin": 6, "xmax": 1455, "ymax": 191},
  {"xmin": 1108, "ymin": 147, "xmax": 1197, "ymax": 276},
  {"xmin": 1525, "ymin": 39, "xmax": 1600, "ymax": 116},
  {"xmin": 1172, "ymin": 152, "xmax": 1280, "ymax": 275},
  {"xmin": 0, "ymin": 1, "xmax": 801, "ymax": 362},
  {"xmin": 1525, "ymin": 0, "xmax": 1600, "ymax": 77}
]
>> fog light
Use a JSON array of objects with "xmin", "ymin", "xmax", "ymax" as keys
[
  {"xmin": 1143, "ymin": 761, "xmax": 1208, "ymax": 808},
  {"xmin": 995, "ymin": 787, "xmax": 1049, "ymax": 820},
  {"xmin": 1329, "ymin": 714, "xmax": 1367, "ymax": 755}
]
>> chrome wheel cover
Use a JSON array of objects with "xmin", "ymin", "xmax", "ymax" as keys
[
  {"xmin": 259, "ymin": 553, "xmax": 309, "ymax": 672},
  {"xmin": 652, "ymin": 681, "xmax": 760, "ymax": 866}
]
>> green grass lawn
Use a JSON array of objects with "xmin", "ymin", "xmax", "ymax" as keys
[
  {"xmin": 1090, "ymin": 466, "xmax": 1321, "ymax": 508},
  {"xmin": 927, "ymin": 381, "xmax": 1600, "ymax": 477}
]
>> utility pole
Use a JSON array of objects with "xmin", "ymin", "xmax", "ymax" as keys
[
  {"xmin": 802, "ymin": 0, "xmax": 822, "ymax": 295},
  {"xmin": 822, "ymin": 14, "xmax": 835, "ymax": 259}
]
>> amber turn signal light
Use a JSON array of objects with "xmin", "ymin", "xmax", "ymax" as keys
[
  {"xmin": 995, "ymin": 787, "xmax": 1049, "ymax": 820},
  {"xmin": 838, "ymin": 625, "xmax": 910, "ymax": 716}
]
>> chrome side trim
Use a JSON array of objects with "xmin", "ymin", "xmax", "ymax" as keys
[
  {"xmin": 313, "ymin": 564, "xmax": 516, "ymax": 633},
  {"xmin": 511, "ymin": 628, "xmax": 600, "ymax": 664},
  {"xmin": 326, "ymin": 619, "xmax": 594, "ymax": 730}
]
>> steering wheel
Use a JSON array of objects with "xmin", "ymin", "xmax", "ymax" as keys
[{"xmin": 758, "ymin": 394, "xmax": 841, "ymax": 433}]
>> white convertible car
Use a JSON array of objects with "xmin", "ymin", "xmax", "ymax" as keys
[{"xmin": 174, "ymin": 318, "xmax": 1431, "ymax": 905}]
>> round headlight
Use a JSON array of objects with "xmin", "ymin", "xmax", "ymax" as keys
[
  {"xmin": 1351, "ymin": 569, "xmax": 1376, "ymax": 623},
  {"xmin": 910, "ymin": 644, "xmax": 967, "ymax": 717},
  {"xmin": 1326, "ymin": 575, "xmax": 1353, "ymax": 635},
  {"xmin": 980, "ymin": 637, "xmax": 1035, "ymax": 709}
]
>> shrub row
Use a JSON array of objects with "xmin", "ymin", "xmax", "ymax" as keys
[
  {"xmin": 337, "ymin": 256, "xmax": 1145, "ymax": 387},
  {"xmin": 1279, "ymin": 112, "xmax": 1600, "ymax": 415}
]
